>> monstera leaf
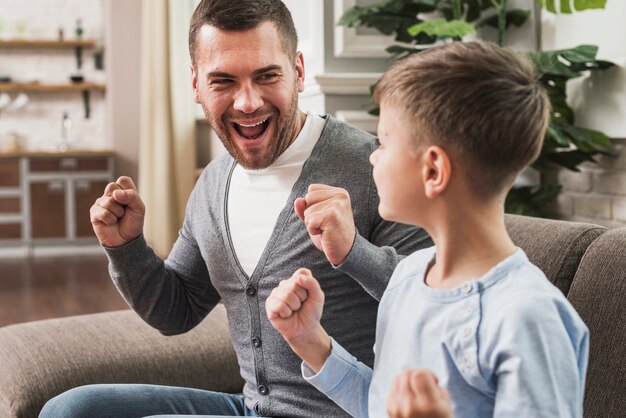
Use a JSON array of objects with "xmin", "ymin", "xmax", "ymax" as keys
[
  {"xmin": 529, "ymin": 45, "xmax": 615, "ymax": 169},
  {"xmin": 505, "ymin": 185, "xmax": 562, "ymax": 217},
  {"xmin": 530, "ymin": 45, "xmax": 614, "ymax": 78},
  {"xmin": 538, "ymin": 0, "xmax": 607, "ymax": 13},
  {"xmin": 338, "ymin": 0, "xmax": 438, "ymax": 43},
  {"xmin": 407, "ymin": 18, "xmax": 477, "ymax": 38}
]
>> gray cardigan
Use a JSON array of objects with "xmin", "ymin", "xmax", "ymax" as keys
[{"xmin": 106, "ymin": 116, "xmax": 431, "ymax": 417}]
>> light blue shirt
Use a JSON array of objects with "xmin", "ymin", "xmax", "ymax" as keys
[{"xmin": 303, "ymin": 247, "xmax": 589, "ymax": 418}]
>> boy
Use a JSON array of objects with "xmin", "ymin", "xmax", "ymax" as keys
[{"xmin": 266, "ymin": 41, "xmax": 589, "ymax": 418}]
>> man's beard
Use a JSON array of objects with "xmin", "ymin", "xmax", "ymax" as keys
[{"xmin": 200, "ymin": 89, "xmax": 300, "ymax": 170}]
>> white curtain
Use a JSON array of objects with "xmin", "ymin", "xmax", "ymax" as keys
[{"xmin": 139, "ymin": 0, "xmax": 197, "ymax": 257}]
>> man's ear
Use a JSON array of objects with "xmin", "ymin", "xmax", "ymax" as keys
[
  {"xmin": 421, "ymin": 146, "xmax": 451, "ymax": 199},
  {"xmin": 190, "ymin": 64, "xmax": 201, "ymax": 104},
  {"xmin": 295, "ymin": 51, "xmax": 305, "ymax": 93}
]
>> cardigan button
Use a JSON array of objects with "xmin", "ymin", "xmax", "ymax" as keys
[
  {"xmin": 246, "ymin": 286, "xmax": 257, "ymax": 297},
  {"xmin": 258, "ymin": 384, "xmax": 269, "ymax": 395},
  {"xmin": 252, "ymin": 337, "xmax": 262, "ymax": 348}
]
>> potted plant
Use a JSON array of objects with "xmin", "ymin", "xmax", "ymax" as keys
[{"xmin": 339, "ymin": 0, "xmax": 615, "ymax": 216}]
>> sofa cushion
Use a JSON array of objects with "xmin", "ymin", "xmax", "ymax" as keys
[
  {"xmin": 0, "ymin": 304, "xmax": 243, "ymax": 418},
  {"xmin": 567, "ymin": 227, "xmax": 626, "ymax": 418},
  {"xmin": 505, "ymin": 214, "xmax": 606, "ymax": 295}
]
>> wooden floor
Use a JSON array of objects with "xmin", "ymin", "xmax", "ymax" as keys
[{"xmin": 0, "ymin": 254, "xmax": 129, "ymax": 327}]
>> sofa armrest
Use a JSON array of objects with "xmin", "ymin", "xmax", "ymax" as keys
[
  {"xmin": 0, "ymin": 304, "xmax": 243, "ymax": 418},
  {"xmin": 567, "ymin": 227, "xmax": 626, "ymax": 418}
]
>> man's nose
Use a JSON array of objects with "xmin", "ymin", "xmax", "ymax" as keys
[
  {"xmin": 233, "ymin": 84, "xmax": 263, "ymax": 113},
  {"xmin": 369, "ymin": 149, "xmax": 379, "ymax": 166}
]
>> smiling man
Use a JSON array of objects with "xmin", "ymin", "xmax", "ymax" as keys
[
  {"xmin": 193, "ymin": 20, "xmax": 304, "ymax": 170},
  {"xmin": 39, "ymin": 1, "xmax": 430, "ymax": 417}
]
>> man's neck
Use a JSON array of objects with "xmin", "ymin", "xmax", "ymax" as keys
[{"xmin": 284, "ymin": 110, "xmax": 308, "ymax": 151}]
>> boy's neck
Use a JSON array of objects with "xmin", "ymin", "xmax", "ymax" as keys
[{"xmin": 424, "ymin": 202, "xmax": 516, "ymax": 289}]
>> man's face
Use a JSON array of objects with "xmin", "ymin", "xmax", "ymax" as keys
[{"xmin": 191, "ymin": 21, "xmax": 305, "ymax": 170}]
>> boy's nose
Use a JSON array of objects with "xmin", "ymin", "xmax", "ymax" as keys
[{"xmin": 233, "ymin": 85, "xmax": 263, "ymax": 113}]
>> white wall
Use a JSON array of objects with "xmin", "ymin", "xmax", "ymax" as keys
[
  {"xmin": 104, "ymin": 0, "xmax": 141, "ymax": 180},
  {"xmin": 284, "ymin": 0, "xmax": 326, "ymax": 115}
]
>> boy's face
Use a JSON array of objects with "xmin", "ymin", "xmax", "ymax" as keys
[
  {"xmin": 370, "ymin": 104, "xmax": 424, "ymax": 225},
  {"xmin": 191, "ymin": 21, "xmax": 305, "ymax": 169}
]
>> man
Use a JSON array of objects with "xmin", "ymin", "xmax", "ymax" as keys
[{"xmin": 39, "ymin": 1, "xmax": 430, "ymax": 417}]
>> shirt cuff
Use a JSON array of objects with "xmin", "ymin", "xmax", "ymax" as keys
[{"xmin": 302, "ymin": 338, "xmax": 359, "ymax": 393}]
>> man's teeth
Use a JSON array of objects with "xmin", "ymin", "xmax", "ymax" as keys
[{"xmin": 237, "ymin": 118, "xmax": 268, "ymax": 127}]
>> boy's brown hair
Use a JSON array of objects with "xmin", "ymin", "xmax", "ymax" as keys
[
  {"xmin": 374, "ymin": 41, "xmax": 550, "ymax": 198},
  {"xmin": 189, "ymin": 0, "xmax": 298, "ymax": 66}
]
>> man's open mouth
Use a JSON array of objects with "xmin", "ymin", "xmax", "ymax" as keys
[{"xmin": 232, "ymin": 118, "xmax": 271, "ymax": 140}]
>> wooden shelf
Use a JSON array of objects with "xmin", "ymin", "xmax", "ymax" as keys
[
  {"xmin": 0, "ymin": 82, "xmax": 105, "ymax": 118},
  {"xmin": 0, "ymin": 82, "xmax": 105, "ymax": 93},
  {"xmin": 0, "ymin": 40, "xmax": 96, "ymax": 49},
  {"xmin": 0, "ymin": 150, "xmax": 114, "ymax": 158},
  {"xmin": 0, "ymin": 39, "xmax": 104, "ymax": 118}
]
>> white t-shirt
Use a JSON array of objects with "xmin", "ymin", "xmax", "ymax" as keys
[{"xmin": 227, "ymin": 112, "xmax": 326, "ymax": 277}]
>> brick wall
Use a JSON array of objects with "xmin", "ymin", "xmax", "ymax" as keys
[
  {"xmin": 552, "ymin": 138, "xmax": 626, "ymax": 228},
  {"xmin": 0, "ymin": 0, "xmax": 106, "ymax": 150}
]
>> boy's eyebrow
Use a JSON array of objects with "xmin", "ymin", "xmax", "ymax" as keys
[{"xmin": 207, "ymin": 65, "xmax": 283, "ymax": 79}]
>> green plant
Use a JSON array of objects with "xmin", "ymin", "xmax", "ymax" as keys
[{"xmin": 339, "ymin": 0, "xmax": 615, "ymax": 216}]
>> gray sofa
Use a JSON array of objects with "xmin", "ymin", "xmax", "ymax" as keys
[{"xmin": 1, "ymin": 214, "xmax": 625, "ymax": 418}]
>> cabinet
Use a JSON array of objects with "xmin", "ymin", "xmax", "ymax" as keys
[
  {"xmin": 0, "ymin": 40, "xmax": 105, "ymax": 118},
  {"xmin": 0, "ymin": 151, "xmax": 114, "ymax": 245},
  {"xmin": 0, "ymin": 159, "xmax": 22, "ymax": 240}
]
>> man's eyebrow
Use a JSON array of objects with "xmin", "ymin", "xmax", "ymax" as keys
[
  {"xmin": 253, "ymin": 65, "xmax": 283, "ymax": 75},
  {"xmin": 207, "ymin": 71, "xmax": 235, "ymax": 78},
  {"xmin": 207, "ymin": 65, "xmax": 283, "ymax": 79}
]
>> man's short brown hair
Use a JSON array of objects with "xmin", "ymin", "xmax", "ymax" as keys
[
  {"xmin": 189, "ymin": 0, "xmax": 298, "ymax": 66},
  {"xmin": 374, "ymin": 41, "xmax": 550, "ymax": 198}
]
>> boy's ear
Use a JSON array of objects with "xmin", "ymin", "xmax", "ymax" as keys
[{"xmin": 421, "ymin": 146, "xmax": 451, "ymax": 199}]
